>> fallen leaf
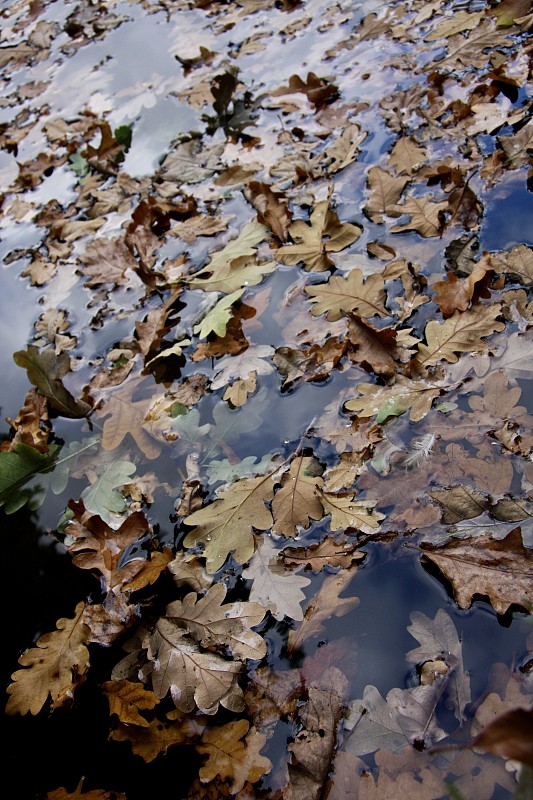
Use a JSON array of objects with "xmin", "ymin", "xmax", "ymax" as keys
[
  {"xmin": 165, "ymin": 583, "xmax": 267, "ymax": 661},
  {"xmin": 271, "ymin": 453, "xmax": 324, "ymax": 536},
  {"xmin": 13, "ymin": 346, "xmax": 92, "ymax": 418},
  {"xmin": 183, "ymin": 472, "xmax": 276, "ymax": 572},
  {"xmin": 5, "ymin": 601, "xmax": 91, "ymax": 716},
  {"xmin": 242, "ymin": 537, "xmax": 311, "ymax": 621},
  {"xmin": 406, "ymin": 609, "xmax": 471, "ymax": 719},
  {"xmin": 420, "ymin": 527, "xmax": 533, "ymax": 615},
  {"xmin": 288, "ymin": 570, "xmax": 359, "ymax": 653},
  {"xmin": 305, "ymin": 268, "xmax": 388, "ymax": 321},
  {"xmin": 197, "ymin": 719, "xmax": 272, "ymax": 793},
  {"xmin": 276, "ymin": 199, "xmax": 361, "ymax": 272},
  {"xmin": 282, "ymin": 537, "xmax": 364, "ymax": 572}
]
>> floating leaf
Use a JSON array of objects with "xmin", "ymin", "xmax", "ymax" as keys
[
  {"xmin": 183, "ymin": 473, "xmax": 276, "ymax": 572},
  {"xmin": 13, "ymin": 346, "xmax": 92, "ymax": 418},
  {"xmin": 197, "ymin": 719, "xmax": 272, "ymax": 793},
  {"xmin": 420, "ymin": 528, "xmax": 533, "ymax": 615},
  {"xmin": 242, "ymin": 537, "xmax": 311, "ymax": 621}
]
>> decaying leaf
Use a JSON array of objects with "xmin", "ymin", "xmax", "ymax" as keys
[
  {"xmin": 420, "ymin": 528, "xmax": 533, "ymax": 615},
  {"xmin": 13, "ymin": 346, "xmax": 92, "ymax": 418},
  {"xmin": 5, "ymin": 601, "xmax": 91, "ymax": 716},
  {"xmin": 288, "ymin": 571, "xmax": 359, "ymax": 653},
  {"xmin": 144, "ymin": 622, "xmax": 244, "ymax": 715},
  {"xmin": 276, "ymin": 199, "xmax": 361, "ymax": 272},
  {"xmin": 102, "ymin": 679, "xmax": 159, "ymax": 727},
  {"xmin": 304, "ymin": 268, "xmax": 388, "ymax": 321},
  {"xmin": 242, "ymin": 537, "xmax": 311, "ymax": 621},
  {"xmin": 282, "ymin": 537, "xmax": 365, "ymax": 571},
  {"xmin": 406, "ymin": 609, "xmax": 471, "ymax": 722},
  {"xmin": 344, "ymin": 680, "xmax": 447, "ymax": 756},
  {"xmin": 272, "ymin": 454, "xmax": 324, "ymax": 536},
  {"xmin": 165, "ymin": 582, "xmax": 267, "ymax": 661},
  {"xmin": 183, "ymin": 473, "xmax": 276, "ymax": 572},
  {"xmin": 197, "ymin": 719, "xmax": 272, "ymax": 794}
]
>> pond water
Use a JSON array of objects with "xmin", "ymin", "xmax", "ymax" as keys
[{"xmin": 1, "ymin": 0, "xmax": 532, "ymax": 798}]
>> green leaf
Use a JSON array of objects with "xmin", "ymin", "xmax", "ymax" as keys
[
  {"xmin": 69, "ymin": 150, "xmax": 90, "ymax": 177},
  {"xmin": 0, "ymin": 442, "xmax": 61, "ymax": 513},
  {"xmin": 80, "ymin": 459, "xmax": 137, "ymax": 521},
  {"xmin": 114, "ymin": 124, "xmax": 132, "ymax": 150},
  {"xmin": 193, "ymin": 288, "xmax": 245, "ymax": 338},
  {"xmin": 13, "ymin": 346, "xmax": 92, "ymax": 418}
]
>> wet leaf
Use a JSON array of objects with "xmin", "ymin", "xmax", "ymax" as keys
[
  {"xmin": 242, "ymin": 537, "xmax": 311, "ymax": 621},
  {"xmin": 5, "ymin": 601, "xmax": 91, "ymax": 716},
  {"xmin": 0, "ymin": 441, "xmax": 61, "ymax": 513},
  {"xmin": 467, "ymin": 708, "xmax": 533, "ymax": 767},
  {"xmin": 271, "ymin": 454, "xmax": 324, "ymax": 536},
  {"xmin": 243, "ymin": 181, "xmax": 292, "ymax": 241},
  {"xmin": 13, "ymin": 346, "xmax": 92, "ymax": 418},
  {"xmin": 305, "ymin": 268, "xmax": 388, "ymax": 321},
  {"xmin": 80, "ymin": 459, "xmax": 137, "ymax": 521},
  {"xmin": 344, "ymin": 681, "xmax": 446, "ymax": 756},
  {"xmin": 110, "ymin": 712, "xmax": 203, "ymax": 763},
  {"xmin": 288, "ymin": 666, "xmax": 349, "ymax": 800},
  {"xmin": 420, "ymin": 528, "xmax": 533, "ymax": 615},
  {"xmin": 165, "ymin": 583, "xmax": 267, "ymax": 661},
  {"xmin": 318, "ymin": 488, "xmax": 385, "ymax": 534},
  {"xmin": 415, "ymin": 304, "xmax": 505, "ymax": 368},
  {"xmin": 276, "ymin": 199, "xmax": 361, "ymax": 272},
  {"xmin": 144, "ymin": 622, "xmax": 244, "ymax": 715},
  {"xmin": 102, "ymin": 679, "xmax": 159, "ymax": 727},
  {"xmin": 406, "ymin": 609, "xmax": 471, "ymax": 722},
  {"xmin": 183, "ymin": 473, "xmax": 276, "ymax": 572},
  {"xmin": 282, "ymin": 537, "xmax": 365, "ymax": 571},
  {"xmin": 365, "ymin": 166, "xmax": 408, "ymax": 223},
  {"xmin": 193, "ymin": 288, "xmax": 245, "ymax": 339},
  {"xmin": 196, "ymin": 719, "xmax": 272, "ymax": 793},
  {"xmin": 288, "ymin": 571, "xmax": 359, "ymax": 653}
]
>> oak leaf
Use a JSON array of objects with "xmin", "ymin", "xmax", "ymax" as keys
[
  {"xmin": 304, "ymin": 268, "xmax": 388, "ymax": 321},
  {"xmin": 288, "ymin": 666, "xmax": 349, "ymax": 799},
  {"xmin": 13, "ymin": 346, "xmax": 92, "ymax": 418},
  {"xmin": 467, "ymin": 708, "xmax": 533, "ymax": 767},
  {"xmin": 144, "ymin": 622, "xmax": 244, "ymax": 714},
  {"xmin": 490, "ymin": 244, "xmax": 533, "ymax": 285},
  {"xmin": 276, "ymin": 200, "xmax": 361, "ymax": 272},
  {"xmin": 65, "ymin": 499, "xmax": 150, "ymax": 592},
  {"xmin": 321, "ymin": 123, "xmax": 367, "ymax": 173},
  {"xmin": 102, "ymin": 679, "xmax": 159, "ymax": 727},
  {"xmin": 346, "ymin": 315, "xmax": 401, "ymax": 378},
  {"xmin": 345, "ymin": 375, "xmax": 443, "ymax": 422},
  {"xmin": 242, "ymin": 537, "xmax": 311, "ymax": 621},
  {"xmin": 318, "ymin": 488, "xmax": 385, "ymax": 533},
  {"xmin": 415, "ymin": 304, "xmax": 505, "ymax": 368},
  {"xmin": 197, "ymin": 719, "xmax": 272, "ymax": 794},
  {"xmin": 387, "ymin": 136, "xmax": 427, "ymax": 175},
  {"xmin": 406, "ymin": 609, "xmax": 471, "ymax": 722},
  {"xmin": 110, "ymin": 713, "xmax": 203, "ymax": 762},
  {"xmin": 271, "ymin": 454, "xmax": 324, "ymax": 536},
  {"xmin": 391, "ymin": 195, "xmax": 448, "ymax": 238},
  {"xmin": 344, "ymin": 681, "xmax": 446, "ymax": 756},
  {"xmin": 5, "ymin": 601, "xmax": 90, "ymax": 716},
  {"xmin": 192, "ymin": 288, "xmax": 245, "ymax": 339},
  {"xmin": 420, "ymin": 527, "xmax": 533, "ymax": 615},
  {"xmin": 365, "ymin": 166, "xmax": 408, "ymax": 223},
  {"xmin": 243, "ymin": 181, "xmax": 292, "ymax": 241},
  {"xmin": 183, "ymin": 473, "xmax": 276, "ymax": 572},
  {"xmin": 432, "ymin": 259, "xmax": 491, "ymax": 317},
  {"xmin": 288, "ymin": 571, "xmax": 359, "ymax": 653},
  {"xmin": 98, "ymin": 378, "xmax": 162, "ymax": 459},
  {"xmin": 165, "ymin": 583, "xmax": 267, "ymax": 661},
  {"xmin": 282, "ymin": 537, "xmax": 365, "ymax": 571},
  {"xmin": 77, "ymin": 236, "xmax": 139, "ymax": 287}
]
